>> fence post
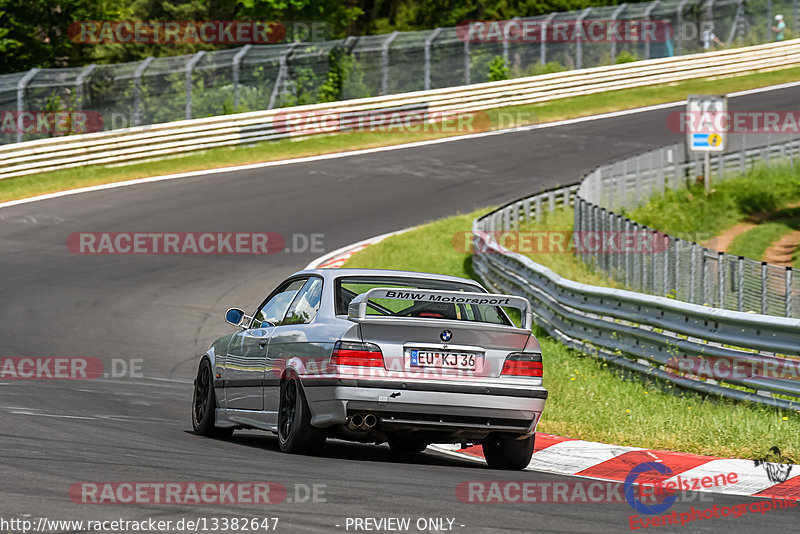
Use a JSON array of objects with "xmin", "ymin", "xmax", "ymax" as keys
[
  {"xmin": 574, "ymin": 198, "xmax": 582, "ymax": 262},
  {"xmin": 624, "ymin": 218, "xmax": 632, "ymax": 287},
  {"xmin": 675, "ymin": 239, "xmax": 682, "ymax": 300},
  {"xmin": 535, "ymin": 196, "xmax": 542, "ymax": 223},
  {"xmin": 786, "ymin": 267, "xmax": 793, "ymax": 317},
  {"xmin": 702, "ymin": 248, "xmax": 710, "ymax": 305},
  {"xmin": 768, "ymin": 0, "xmax": 773, "ymax": 43},
  {"xmin": 541, "ymin": 13, "xmax": 557, "ymax": 65},
  {"xmin": 707, "ymin": 0, "xmax": 716, "ymax": 27},
  {"xmin": 737, "ymin": 256, "xmax": 745, "ymax": 311},
  {"xmin": 268, "ymin": 44, "xmax": 297, "ymax": 110},
  {"xmin": 594, "ymin": 206, "xmax": 602, "ymax": 269},
  {"xmin": 232, "ymin": 45, "xmax": 252, "ymax": 112},
  {"xmin": 621, "ymin": 159, "xmax": 628, "ymax": 206},
  {"xmin": 644, "ymin": 1, "xmax": 660, "ymax": 60},
  {"xmin": 690, "ymin": 243, "xmax": 697, "ymax": 303},
  {"xmin": 740, "ymin": 141, "xmax": 746, "ymax": 173},
  {"xmin": 185, "ymin": 51, "xmax": 206, "ymax": 120},
  {"xmin": 718, "ymin": 252, "xmax": 725, "ymax": 308},
  {"xmin": 615, "ymin": 215, "xmax": 624, "ymax": 277},
  {"xmin": 726, "ymin": 0, "xmax": 745, "ymax": 46},
  {"xmin": 133, "ymin": 57, "xmax": 154, "ymax": 127},
  {"xmin": 503, "ymin": 17, "xmax": 519, "ymax": 66},
  {"xmin": 663, "ymin": 234, "xmax": 670, "ymax": 296},
  {"xmin": 576, "ymin": 8, "xmax": 592, "ymax": 69},
  {"xmin": 635, "ymin": 155, "xmax": 642, "ymax": 206},
  {"xmin": 464, "ymin": 37, "xmax": 471, "ymax": 84},
  {"xmin": 633, "ymin": 223, "xmax": 642, "ymax": 291},
  {"xmin": 424, "ymin": 28, "xmax": 443, "ymax": 91},
  {"xmin": 610, "ymin": 4, "xmax": 628, "ymax": 62},
  {"xmin": 381, "ymin": 31, "xmax": 400, "ymax": 95},
  {"xmin": 75, "ymin": 64, "xmax": 97, "ymax": 111},
  {"xmin": 675, "ymin": 0, "xmax": 691, "ymax": 55},
  {"xmin": 16, "ymin": 68, "xmax": 39, "ymax": 143},
  {"xmin": 761, "ymin": 262, "xmax": 768, "ymax": 314}
]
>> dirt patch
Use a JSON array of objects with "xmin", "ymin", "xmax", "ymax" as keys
[
  {"xmin": 763, "ymin": 230, "xmax": 800, "ymax": 266},
  {"xmin": 703, "ymin": 223, "xmax": 756, "ymax": 252},
  {"xmin": 703, "ymin": 201, "xmax": 800, "ymax": 253}
]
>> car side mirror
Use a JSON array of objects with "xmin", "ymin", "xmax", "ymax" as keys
[{"xmin": 225, "ymin": 308, "xmax": 247, "ymax": 327}]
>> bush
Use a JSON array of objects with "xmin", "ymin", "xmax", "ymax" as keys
[
  {"xmin": 487, "ymin": 56, "xmax": 510, "ymax": 82},
  {"xmin": 614, "ymin": 50, "xmax": 638, "ymax": 64}
]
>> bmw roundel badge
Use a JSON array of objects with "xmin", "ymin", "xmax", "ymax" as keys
[{"xmin": 440, "ymin": 330, "xmax": 453, "ymax": 342}]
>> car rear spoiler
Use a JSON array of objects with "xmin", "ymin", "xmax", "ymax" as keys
[{"xmin": 347, "ymin": 287, "xmax": 533, "ymax": 330}]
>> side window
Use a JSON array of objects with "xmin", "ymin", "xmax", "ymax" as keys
[
  {"xmin": 253, "ymin": 279, "xmax": 307, "ymax": 327},
  {"xmin": 281, "ymin": 278, "xmax": 323, "ymax": 325}
]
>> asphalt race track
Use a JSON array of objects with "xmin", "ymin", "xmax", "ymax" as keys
[{"xmin": 2, "ymin": 86, "xmax": 799, "ymax": 533}]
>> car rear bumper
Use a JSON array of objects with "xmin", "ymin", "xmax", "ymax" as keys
[{"xmin": 302, "ymin": 378, "xmax": 546, "ymax": 436}]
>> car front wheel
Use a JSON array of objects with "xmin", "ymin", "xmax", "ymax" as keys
[
  {"xmin": 482, "ymin": 433, "xmax": 535, "ymax": 470},
  {"xmin": 192, "ymin": 359, "xmax": 233, "ymax": 438}
]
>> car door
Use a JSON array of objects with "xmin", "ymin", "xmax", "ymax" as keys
[
  {"xmin": 263, "ymin": 276, "xmax": 325, "ymax": 424},
  {"xmin": 225, "ymin": 278, "xmax": 307, "ymax": 411}
]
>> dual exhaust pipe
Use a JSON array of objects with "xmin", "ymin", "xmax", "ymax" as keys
[{"xmin": 347, "ymin": 413, "xmax": 378, "ymax": 431}]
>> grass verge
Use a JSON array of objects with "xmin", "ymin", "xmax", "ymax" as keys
[
  {"xmin": 728, "ymin": 222, "xmax": 796, "ymax": 260},
  {"xmin": 342, "ymin": 208, "xmax": 800, "ymax": 460},
  {"xmin": 5, "ymin": 66, "xmax": 800, "ymax": 204},
  {"xmin": 627, "ymin": 163, "xmax": 800, "ymax": 242}
]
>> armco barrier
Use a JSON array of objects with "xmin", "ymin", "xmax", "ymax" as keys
[
  {"xmin": 3, "ymin": 39, "xmax": 800, "ymax": 180},
  {"xmin": 471, "ymin": 184, "xmax": 800, "ymax": 409}
]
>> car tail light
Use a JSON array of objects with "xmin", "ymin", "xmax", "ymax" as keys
[
  {"xmin": 501, "ymin": 352, "xmax": 543, "ymax": 377},
  {"xmin": 331, "ymin": 341, "xmax": 384, "ymax": 367}
]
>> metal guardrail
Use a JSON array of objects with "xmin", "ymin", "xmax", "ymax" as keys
[
  {"xmin": 575, "ymin": 139, "xmax": 799, "ymax": 318},
  {"xmin": 471, "ymin": 177, "xmax": 800, "ymax": 410},
  {"xmin": 4, "ymin": 38, "xmax": 800, "ymax": 181},
  {"xmin": 0, "ymin": 0, "xmax": 787, "ymax": 145}
]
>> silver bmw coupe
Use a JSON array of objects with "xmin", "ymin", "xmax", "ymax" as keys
[{"xmin": 192, "ymin": 268, "xmax": 547, "ymax": 469}]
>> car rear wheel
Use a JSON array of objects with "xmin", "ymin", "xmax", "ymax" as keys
[
  {"xmin": 482, "ymin": 433, "xmax": 535, "ymax": 470},
  {"xmin": 192, "ymin": 359, "xmax": 233, "ymax": 438},
  {"xmin": 278, "ymin": 374, "xmax": 326, "ymax": 454},
  {"xmin": 388, "ymin": 437, "xmax": 428, "ymax": 454}
]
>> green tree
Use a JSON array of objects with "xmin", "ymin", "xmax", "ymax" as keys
[{"xmin": 0, "ymin": 0, "xmax": 123, "ymax": 73}]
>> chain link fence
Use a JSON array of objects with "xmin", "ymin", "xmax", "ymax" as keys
[
  {"xmin": 575, "ymin": 137, "xmax": 800, "ymax": 318},
  {"xmin": 1, "ymin": 0, "xmax": 795, "ymax": 145}
]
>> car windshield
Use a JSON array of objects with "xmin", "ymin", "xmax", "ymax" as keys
[{"xmin": 335, "ymin": 276, "xmax": 513, "ymax": 326}]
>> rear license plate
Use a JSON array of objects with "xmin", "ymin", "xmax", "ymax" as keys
[{"xmin": 409, "ymin": 350, "xmax": 477, "ymax": 370}]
